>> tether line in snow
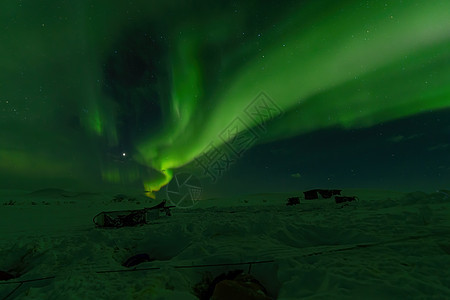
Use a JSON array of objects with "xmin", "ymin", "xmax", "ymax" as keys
[
  {"xmin": 1, "ymin": 282, "xmax": 22, "ymax": 300},
  {"xmin": 96, "ymin": 259, "xmax": 275, "ymax": 274},
  {"xmin": 1, "ymin": 230, "xmax": 448, "ymax": 300},
  {"xmin": 3, "ymin": 231, "xmax": 448, "ymax": 283},
  {"xmin": 0, "ymin": 276, "xmax": 55, "ymax": 285}
]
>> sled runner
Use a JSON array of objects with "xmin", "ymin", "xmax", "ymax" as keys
[{"xmin": 93, "ymin": 200, "xmax": 175, "ymax": 228}]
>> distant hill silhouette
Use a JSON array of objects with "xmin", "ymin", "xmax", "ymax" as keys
[{"xmin": 28, "ymin": 188, "xmax": 98, "ymax": 198}]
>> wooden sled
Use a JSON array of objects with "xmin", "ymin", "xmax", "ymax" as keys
[{"xmin": 93, "ymin": 200, "xmax": 175, "ymax": 228}]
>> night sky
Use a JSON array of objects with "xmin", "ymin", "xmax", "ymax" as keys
[{"xmin": 0, "ymin": 0, "xmax": 449, "ymax": 197}]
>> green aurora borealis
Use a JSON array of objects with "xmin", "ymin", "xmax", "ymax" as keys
[{"xmin": 0, "ymin": 0, "xmax": 449, "ymax": 195}]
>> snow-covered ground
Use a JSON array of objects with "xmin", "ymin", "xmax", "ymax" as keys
[{"xmin": 0, "ymin": 188, "xmax": 449, "ymax": 299}]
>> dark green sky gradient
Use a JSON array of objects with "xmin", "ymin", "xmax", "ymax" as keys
[
  {"xmin": 0, "ymin": 0, "xmax": 449, "ymax": 194},
  {"xmin": 191, "ymin": 108, "xmax": 450, "ymax": 198}
]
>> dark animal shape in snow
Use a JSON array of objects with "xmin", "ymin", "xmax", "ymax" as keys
[
  {"xmin": 122, "ymin": 253, "xmax": 152, "ymax": 268},
  {"xmin": 197, "ymin": 270, "xmax": 271, "ymax": 300},
  {"xmin": 286, "ymin": 197, "xmax": 300, "ymax": 206},
  {"xmin": 335, "ymin": 196, "xmax": 358, "ymax": 204},
  {"xmin": 199, "ymin": 270, "xmax": 244, "ymax": 300},
  {"xmin": 209, "ymin": 270, "xmax": 271, "ymax": 300},
  {"xmin": 303, "ymin": 189, "xmax": 342, "ymax": 200}
]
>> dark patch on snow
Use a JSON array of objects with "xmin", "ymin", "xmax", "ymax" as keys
[
  {"xmin": 0, "ymin": 270, "xmax": 15, "ymax": 281},
  {"xmin": 286, "ymin": 197, "xmax": 300, "ymax": 206},
  {"xmin": 122, "ymin": 253, "xmax": 152, "ymax": 268}
]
